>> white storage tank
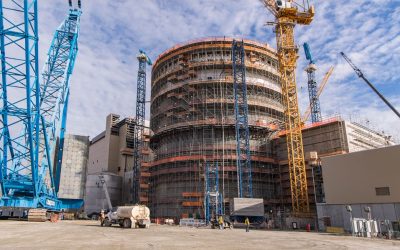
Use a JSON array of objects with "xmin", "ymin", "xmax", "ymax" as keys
[{"xmin": 117, "ymin": 205, "xmax": 150, "ymax": 220}]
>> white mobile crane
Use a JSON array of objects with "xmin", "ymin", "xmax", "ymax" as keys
[{"xmin": 98, "ymin": 174, "xmax": 150, "ymax": 228}]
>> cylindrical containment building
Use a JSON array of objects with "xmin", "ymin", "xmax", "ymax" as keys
[{"xmin": 150, "ymin": 37, "xmax": 284, "ymax": 219}]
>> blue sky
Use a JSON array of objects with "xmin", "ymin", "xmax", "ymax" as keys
[{"xmin": 38, "ymin": 0, "xmax": 400, "ymax": 140}]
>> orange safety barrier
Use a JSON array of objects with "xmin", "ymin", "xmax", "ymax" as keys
[{"xmin": 182, "ymin": 201, "xmax": 202, "ymax": 207}]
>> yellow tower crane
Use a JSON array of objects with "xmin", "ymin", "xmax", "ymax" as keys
[{"xmin": 260, "ymin": 0, "xmax": 314, "ymax": 215}]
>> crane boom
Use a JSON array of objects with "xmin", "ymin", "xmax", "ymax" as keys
[
  {"xmin": 99, "ymin": 174, "xmax": 113, "ymax": 211},
  {"xmin": 341, "ymin": 52, "xmax": 400, "ymax": 119},
  {"xmin": 302, "ymin": 66, "xmax": 334, "ymax": 123},
  {"xmin": 303, "ymin": 43, "xmax": 314, "ymax": 64},
  {"xmin": 260, "ymin": 0, "xmax": 314, "ymax": 214},
  {"xmin": 0, "ymin": 0, "xmax": 83, "ymax": 212}
]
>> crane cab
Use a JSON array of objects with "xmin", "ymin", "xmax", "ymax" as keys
[{"xmin": 276, "ymin": 0, "xmax": 292, "ymax": 9}]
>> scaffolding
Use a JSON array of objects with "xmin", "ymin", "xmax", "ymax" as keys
[{"xmin": 149, "ymin": 38, "xmax": 283, "ymax": 220}]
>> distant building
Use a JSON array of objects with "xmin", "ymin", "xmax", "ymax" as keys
[
  {"xmin": 275, "ymin": 117, "xmax": 396, "ymax": 214},
  {"xmin": 57, "ymin": 134, "xmax": 90, "ymax": 200},
  {"xmin": 317, "ymin": 145, "xmax": 400, "ymax": 232},
  {"xmin": 85, "ymin": 114, "xmax": 153, "ymax": 211}
]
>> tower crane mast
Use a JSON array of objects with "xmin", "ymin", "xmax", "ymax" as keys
[
  {"xmin": 0, "ymin": 0, "xmax": 83, "ymax": 216},
  {"xmin": 132, "ymin": 50, "xmax": 152, "ymax": 204},
  {"xmin": 302, "ymin": 66, "xmax": 334, "ymax": 123},
  {"xmin": 303, "ymin": 42, "xmax": 321, "ymax": 123},
  {"xmin": 232, "ymin": 40, "xmax": 252, "ymax": 198},
  {"xmin": 260, "ymin": 0, "xmax": 314, "ymax": 214}
]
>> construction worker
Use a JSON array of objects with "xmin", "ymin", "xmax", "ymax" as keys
[
  {"xmin": 245, "ymin": 217, "xmax": 250, "ymax": 232},
  {"xmin": 218, "ymin": 215, "xmax": 224, "ymax": 230},
  {"xmin": 100, "ymin": 209, "xmax": 105, "ymax": 227}
]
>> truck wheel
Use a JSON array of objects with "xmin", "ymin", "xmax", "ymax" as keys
[
  {"xmin": 123, "ymin": 218, "xmax": 131, "ymax": 228},
  {"xmin": 104, "ymin": 218, "xmax": 112, "ymax": 227}
]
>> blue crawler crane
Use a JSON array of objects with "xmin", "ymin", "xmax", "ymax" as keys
[{"xmin": 0, "ymin": 0, "xmax": 83, "ymax": 220}]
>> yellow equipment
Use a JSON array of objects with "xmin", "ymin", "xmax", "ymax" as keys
[
  {"xmin": 302, "ymin": 66, "xmax": 335, "ymax": 123},
  {"xmin": 260, "ymin": 0, "xmax": 314, "ymax": 214}
]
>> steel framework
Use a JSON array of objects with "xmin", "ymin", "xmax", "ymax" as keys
[
  {"xmin": 232, "ymin": 40, "xmax": 252, "ymax": 198},
  {"xmin": 0, "ymin": 1, "xmax": 82, "ymax": 210},
  {"xmin": 261, "ymin": 0, "xmax": 314, "ymax": 214},
  {"xmin": 303, "ymin": 42, "xmax": 321, "ymax": 123},
  {"xmin": 132, "ymin": 50, "xmax": 152, "ymax": 203},
  {"xmin": 204, "ymin": 161, "xmax": 222, "ymax": 223}
]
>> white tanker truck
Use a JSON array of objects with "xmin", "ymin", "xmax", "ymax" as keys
[
  {"xmin": 99, "ymin": 174, "xmax": 150, "ymax": 229},
  {"xmin": 103, "ymin": 205, "xmax": 150, "ymax": 228}
]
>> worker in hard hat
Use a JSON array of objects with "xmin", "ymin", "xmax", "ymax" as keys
[
  {"xmin": 218, "ymin": 215, "xmax": 224, "ymax": 230},
  {"xmin": 100, "ymin": 209, "xmax": 105, "ymax": 227},
  {"xmin": 245, "ymin": 217, "xmax": 250, "ymax": 232}
]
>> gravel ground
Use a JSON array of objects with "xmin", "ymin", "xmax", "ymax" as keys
[{"xmin": 0, "ymin": 220, "xmax": 399, "ymax": 249}]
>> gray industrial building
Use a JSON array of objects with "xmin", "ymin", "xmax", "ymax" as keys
[
  {"xmin": 317, "ymin": 144, "xmax": 400, "ymax": 232},
  {"xmin": 84, "ymin": 114, "xmax": 153, "ymax": 214}
]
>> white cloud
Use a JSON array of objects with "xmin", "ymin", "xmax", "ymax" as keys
[{"xmin": 36, "ymin": 0, "xmax": 400, "ymax": 141}]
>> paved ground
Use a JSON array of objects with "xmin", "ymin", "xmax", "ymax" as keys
[{"xmin": 1, "ymin": 220, "xmax": 399, "ymax": 249}]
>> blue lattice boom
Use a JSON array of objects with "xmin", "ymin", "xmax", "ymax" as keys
[{"xmin": 0, "ymin": 1, "xmax": 82, "ymax": 211}]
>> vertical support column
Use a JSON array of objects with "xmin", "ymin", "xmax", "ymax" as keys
[
  {"xmin": 232, "ymin": 40, "xmax": 252, "ymax": 198},
  {"xmin": 306, "ymin": 65, "xmax": 321, "ymax": 123},
  {"xmin": 133, "ymin": 52, "xmax": 148, "ymax": 204},
  {"xmin": 0, "ymin": 0, "xmax": 40, "ymax": 197},
  {"xmin": 275, "ymin": 17, "xmax": 309, "ymax": 214}
]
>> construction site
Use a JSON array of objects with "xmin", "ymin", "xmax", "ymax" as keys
[{"xmin": 0, "ymin": 0, "xmax": 399, "ymax": 249}]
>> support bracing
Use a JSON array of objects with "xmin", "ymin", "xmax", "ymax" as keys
[
  {"xmin": 0, "ymin": 1, "xmax": 82, "ymax": 210},
  {"xmin": 132, "ymin": 50, "xmax": 152, "ymax": 204},
  {"xmin": 232, "ymin": 40, "xmax": 252, "ymax": 198}
]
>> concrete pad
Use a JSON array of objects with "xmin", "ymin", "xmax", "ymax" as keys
[{"xmin": 0, "ymin": 220, "xmax": 399, "ymax": 249}]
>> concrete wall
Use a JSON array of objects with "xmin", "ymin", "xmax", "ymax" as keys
[
  {"xmin": 58, "ymin": 134, "xmax": 89, "ymax": 199},
  {"xmin": 87, "ymin": 134, "xmax": 108, "ymax": 174},
  {"xmin": 84, "ymin": 173, "xmax": 122, "ymax": 214},
  {"xmin": 321, "ymin": 145, "xmax": 400, "ymax": 204},
  {"xmin": 317, "ymin": 203, "xmax": 400, "ymax": 232}
]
